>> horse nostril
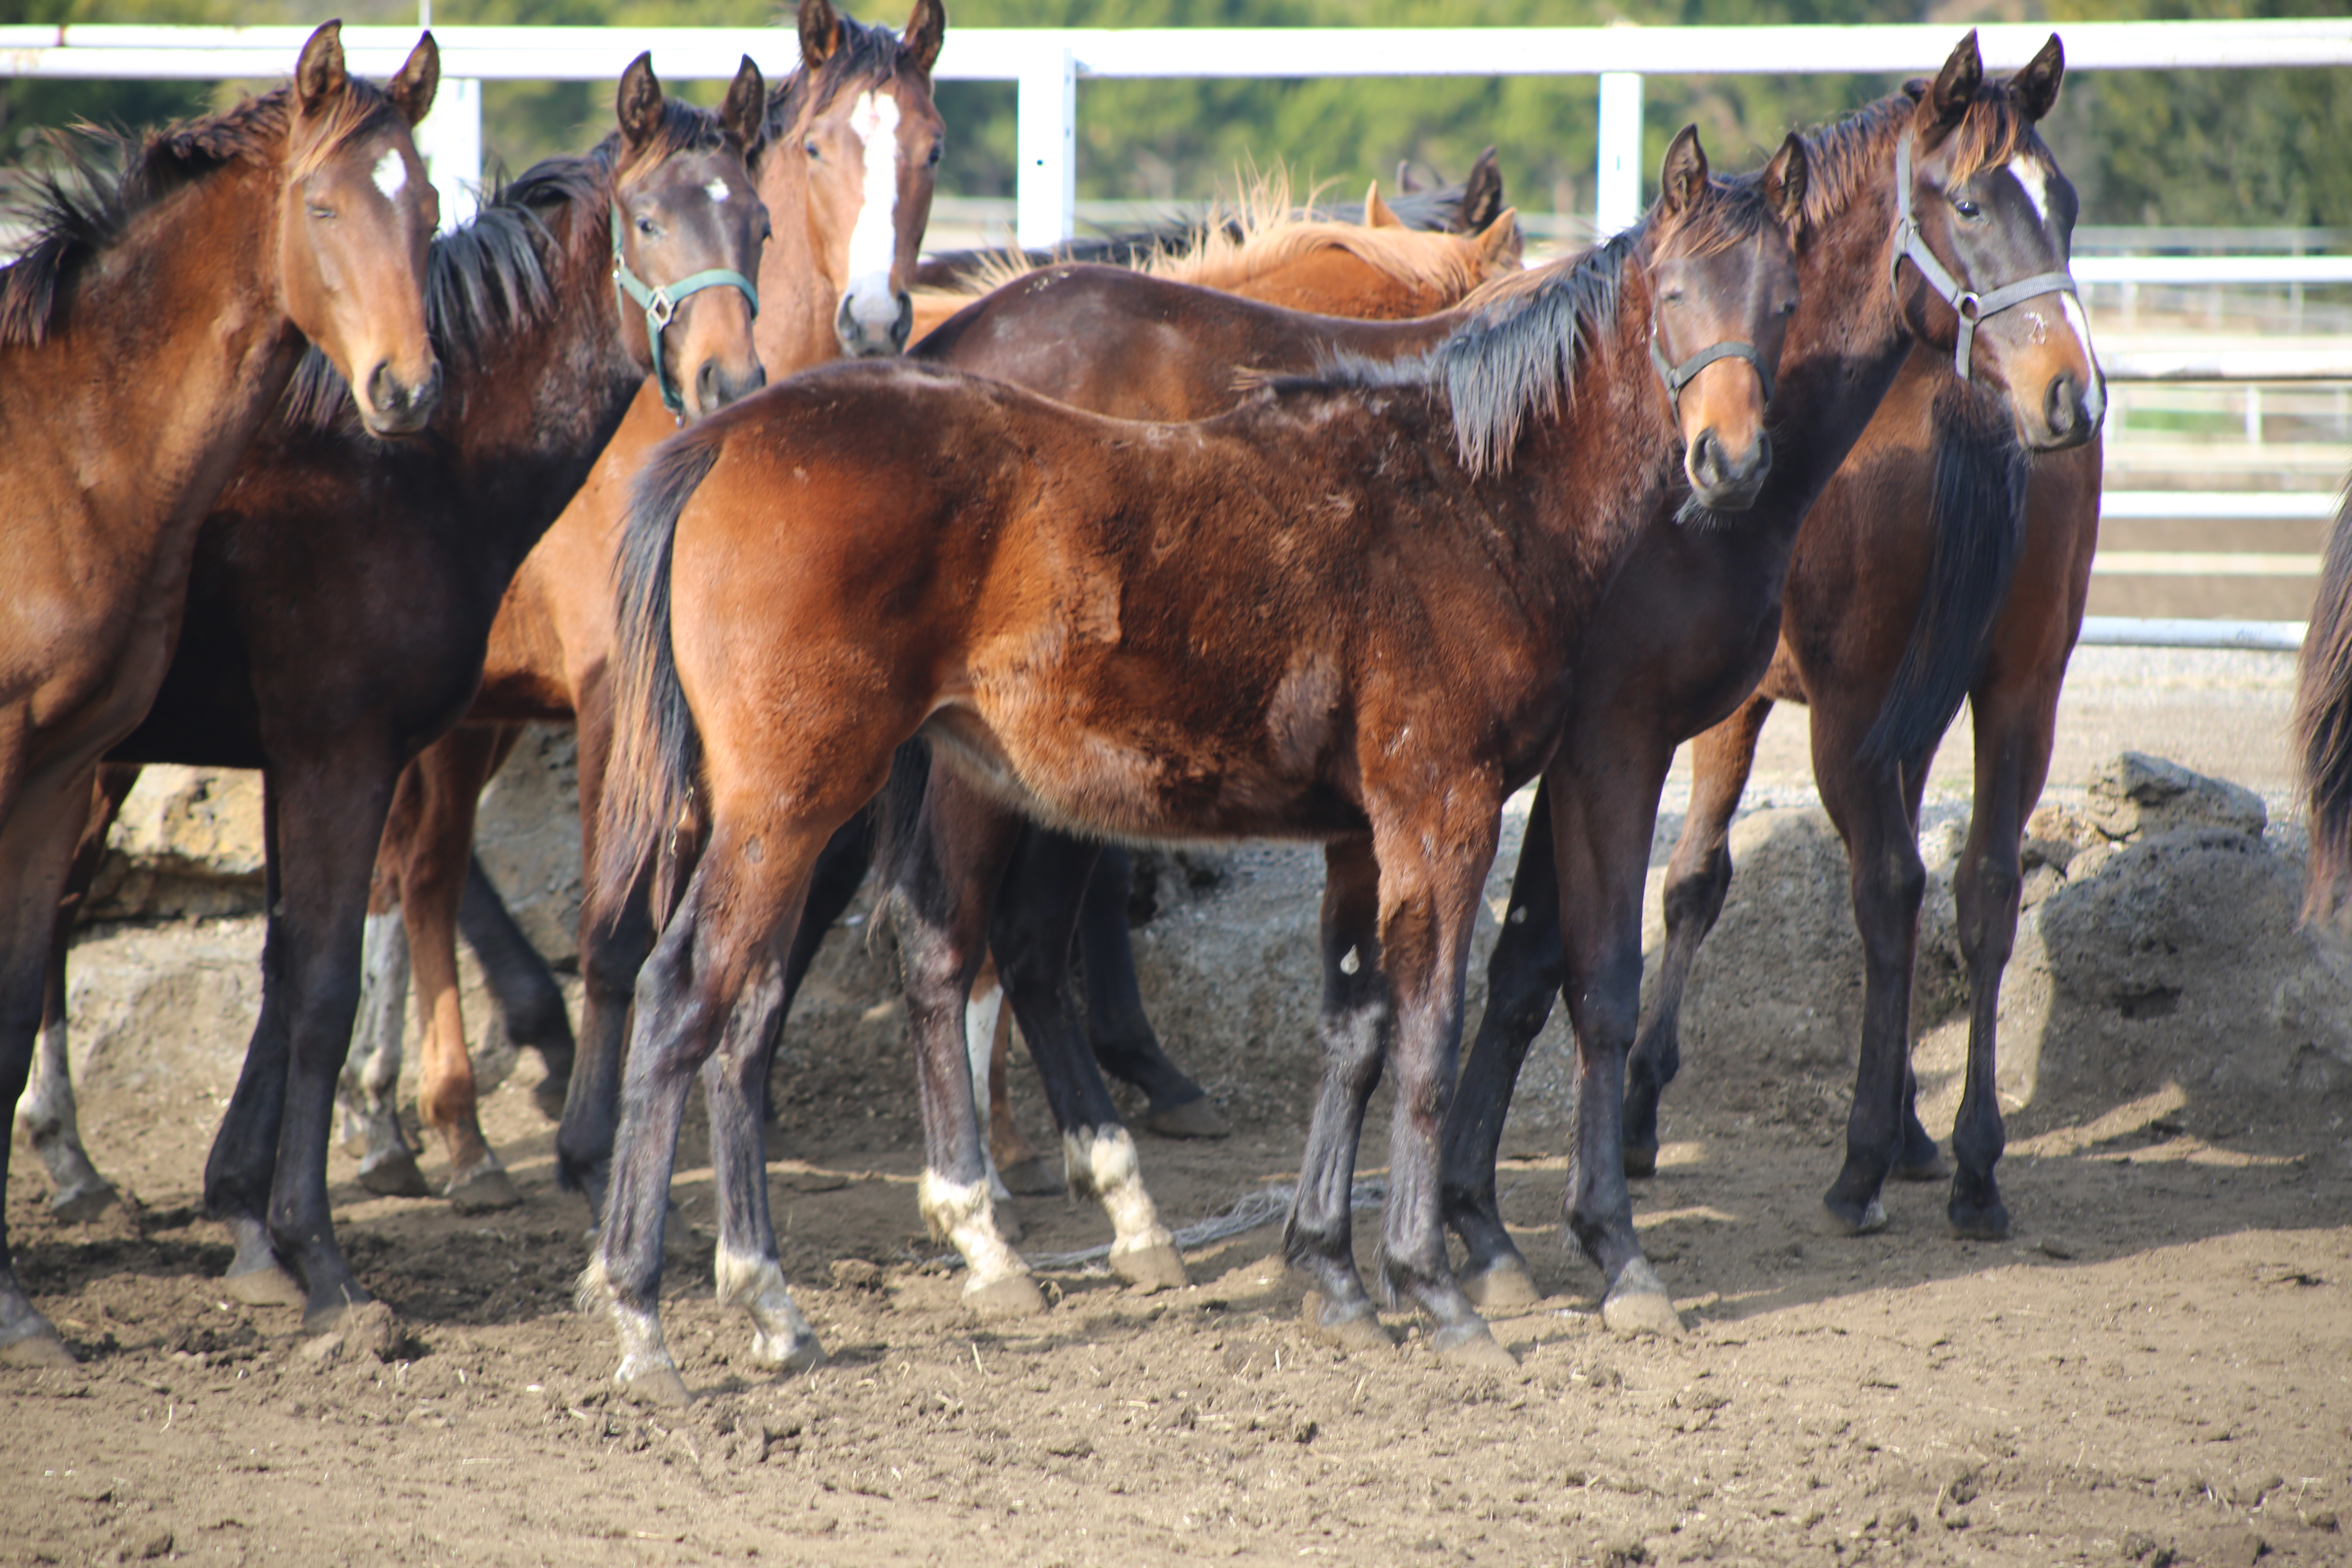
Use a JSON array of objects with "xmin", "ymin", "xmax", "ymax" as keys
[
  {"xmin": 1690, "ymin": 430, "xmax": 1723, "ymax": 485},
  {"xmin": 697, "ymin": 359, "xmax": 721, "ymax": 414},
  {"xmin": 2046, "ymin": 374, "xmax": 2082, "ymax": 439}
]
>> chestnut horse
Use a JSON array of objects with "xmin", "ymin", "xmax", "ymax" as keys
[
  {"xmin": 367, "ymin": 179, "xmax": 1505, "ymax": 1218},
  {"xmin": 20, "ymin": 56, "xmax": 767, "ymax": 1335},
  {"xmin": 0, "ymin": 23, "xmax": 441, "ymax": 1368},
  {"xmin": 579, "ymin": 148, "xmax": 1802, "ymax": 1400},
  {"xmin": 1438, "ymin": 33, "xmax": 2105, "ymax": 1301},
  {"xmin": 2298, "ymin": 481, "xmax": 2352, "ymax": 921}
]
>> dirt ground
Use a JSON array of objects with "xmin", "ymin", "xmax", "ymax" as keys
[{"xmin": 9, "ymin": 781, "xmax": 2352, "ymax": 1567}]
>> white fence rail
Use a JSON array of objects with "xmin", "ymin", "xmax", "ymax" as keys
[{"xmin": 8, "ymin": 19, "xmax": 2350, "ymax": 650}]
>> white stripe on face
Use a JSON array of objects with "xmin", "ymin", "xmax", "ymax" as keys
[
  {"xmin": 2060, "ymin": 290, "xmax": 2105, "ymax": 423},
  {"xmin": 840, "ymin": 90, "xmax": 904, "ymax": 335},
  {"xmin": 372, "ymin": 148, "xmax": 409, "ymax": 203},
  {"xmin": 705, "ymin": 177, "xmax": 731, "ymax": 204},
  {"xmin": 2006, "ymin": 154, "xmax": 2052, "ymax": 227}
]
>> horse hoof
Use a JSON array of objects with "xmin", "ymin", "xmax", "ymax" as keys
[
  {"xmin": 962, "ymin": 1274, "xmax": 1048, "ymax": 1321},
  {"xmin": 1818, "ymin": 1195, "xmax": 1889, "ymax": 1237},
  {"xmin": 222, "ymin": 1263, "xmax": 307, "ymax": 1310},
  {"xmin": 304, "ymin": 1298, "xmax": 399, "ymax": 1361},
  {"xmin": 1601, "ymin": 1260, "xmax": 1684, "ymax": 1338},
  {"xmin": 1623, "ymin": 1143, "xmax": 1659, "ymax": 1179},
  {"xmin": 445, "ymin": 1165, "xmax": 522, "ymax": 1215},
  {"xmin": 1431, "ymin": 1321, "xmax": 1517, "ymax": 1370},
  {"xmin": 1143, "ymin": 1096, "xmax": 1230, "ymax": 1141},
  {"xmin": 1459, "ymin": 1258, "xmax": 1542, "ymax": 1313},
  {"xmin": 356, "ymin": 1150, "xmax": 431, "ymax": 1200},
  {"xmin": 1947, "ymin": 1196, "xmax": 2011, "ymax": 1243},
  {"xmin": 1301, "ymin": 1293, "xmax": 1393, "ymax": 1354},
  {"xmin": 0, "ymin": 1329, "xmax": 77, "ymax": 1368},
  {"xmin": 619, "ymin": 1364, "xmax": 693, "ymax": 1408},
  {"xmin": 48, "ymin": 1182, "xmax": 119, "ymax": 1224},
  {"xmin": 1111, "ymin": 1242, "xmax": 1189, "ymax": 1294},
  {"xmin": 996, "ymin": 1157, "xmax": 1064, "ymax": 1198},
  {"xmin": 755, "ymin": 1334, "xmax": 828, "ymax": 1377}
]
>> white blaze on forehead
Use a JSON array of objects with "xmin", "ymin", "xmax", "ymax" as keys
[
  {"xmin": 705, "ymin": 177, "xmax": 731, "ymax": 204},
  {"xmin": 840, "ymin": 89, "xmax": 904, "ymax": 334},
  {"xmin": 2006, "ymin": 154, "xmax": 2052, "ymax": 227},
  {"xmin": 372, "ymin": 148, "xmax": 409, "ymax": 202}
]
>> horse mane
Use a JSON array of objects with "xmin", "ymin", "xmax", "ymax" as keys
[
  {"xmin": 768, "ymin": 10, "xmax": 921, "ymax": 134},
  {"xmin": 0, "ymin": 82, "xmax": 405, "ymax": 350},
  {"xmin": 2296, "ymin": 482, "xmax": 2352, "ymax": 924},
  {"xmin": 1797, "ymin": 82, "xmax": 2037, "ymax": 233},
  {"xmin": 280, "ymin": 97, "xmax": 736, "ymax": 432}
]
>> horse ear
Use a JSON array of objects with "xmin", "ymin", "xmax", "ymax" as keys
[
  {"xmin": 617, "ymin": 52, "xmax": 664, "ymax": 153},
  {"xmin": 1657, "ymin": 125, "xmax": 1708, "ymax": 220},
  {"xmin": 1475, "ymin": 208, "xmax": 1523, "ymax": 268},
  {"xmin": 720, "ymin": 56, "xmax": 767, "ymax": 156},
  {"xmin": 1921, "ymin": 29, "xmax": 1984, "ymax": 131},
  {"xmin": 800, "ymin": 0, "xmax": 843, "ymax": 69},
  {"xmin": 1395, "ymin": 159, "xmax": 1423, "ymax": 195},
  {"xmin": 2010, "ymin": 33, "xmax": 2065, "ymax": 122},
  {"xmin": 294, "ymin": 20, "xmax": 348, "ymax": 116},
  {"xmin": 385, "ymin": 33, "xmax": 439, "ymax": 128},
  {"xmin": 1364, "ymin": 182, "xmax": 1402, "ymax": 229},
  {"xmin": 901, "ymin": 0, "xmax": 947, "ymax": 78},
  {"xmin": 1458, "ymin": 146, "xmax": 1504, "ymax": 233},
  {"xmin": 1762, "ymin": 133, "xmax": 1808, "ymax": 232}
]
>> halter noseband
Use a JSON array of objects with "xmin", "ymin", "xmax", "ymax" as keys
[
  {"xmin": 612, "ymin": 204, "xmax": 762, "ymax": 418},
  {"xmin": 1650, "ymin": 324, "xmax": 1775, "ymax": 411},
  {"xmin": 1889, "ymin": 129, "xmax": 2078, "ymax": 381}
]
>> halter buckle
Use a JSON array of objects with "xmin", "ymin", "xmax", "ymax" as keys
[{"xmin": 646, "ymin": 289, "xmax": 677, "ymax": 330}]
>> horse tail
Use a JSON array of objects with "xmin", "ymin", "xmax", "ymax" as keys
[
  {"xmin": 867, "ymin": 739, "xmax": 937, "ymax": 948},
  {"xmin": 2294, "ymin": 480, "xmax": 2352, "ymax": 923},
  {"xmin": 600, "ymin": 430, "xmax": 725, "ymax": 922},
  {"xmin": 1858, "ymin": 376, "xmax": 2032, "ymax": 770}
]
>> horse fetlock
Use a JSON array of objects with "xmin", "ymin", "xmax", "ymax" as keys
[
  {"xmin": 918, "ymin": 1169, "xmax": 1029, "ymax": 1287},
  {"xmin": 1062, "ymin": 1126, "xmax": 1174, "ymax": 1263},
  {"xmin": 715, "ymin": 1246, "xmax": 827, "ymax": 1371},
  {"xmin": 579, "ymin": 1253, "xmax": 682, "ymax": 1392}
]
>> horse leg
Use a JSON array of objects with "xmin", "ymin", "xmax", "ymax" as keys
[
  {"xmin": 337, "ymin": 860, "xmax": 428, "ymax": 1198},
  {"xmin": 1626, "ymin": 694, "xmax": 1775, "ymax": 1176},
  {"xmin": 1365, "ymin": 803, "xmax": 1515, "ymax": 1366},
  {"xmin": 1544, "ymin": 748, "xmax": 1687, "ymax": 1336},
  {"xmin": 1813, "ymin": 708, "xmax": 1937, "ymax": 1237},
  {"xmin": 557, "ymin": 687, "xmax": 645, "ymax": 1215},
  {"xmin": 581, "ymin": 816, "xmax": 826, "ymax": 1403},
  {"xmin": 888, "ymin": 769, "xmax": 1045, "ymax": 1318},
  {"xmin": 1943, "ymin": 670, "xmax": 2061, "ymax": 1240},
  {"xmin": 1076, "ymin": 845, "xmax": 1226, "ymax": 1138},
  {"xmin": 0, "ymin": 752, "xmax": 102, "ymax": 1367},
  {"xmin": 773, "ymin": 807, "xmax": 877, "ymax": 1124},
  {"xmin": 205, "ymin": 748, "xmax": 400, "ymax": 1329},
  {"xmin": 458, "ymin": 854, "xmax": 576, "ymax": 1120},
  {"xmin": 16, "ymin": 764, "xmax": 137, "ymax": 1222},
  {"xmin": 1283, "ymin": 835, "xmax": 1399, "ymax": 1350},
  {"xmin": 396, "ymin": 727, "xmax": 518, "ymax": 1212},
  {"xmin": 989, "ymin": 824, "xmax": 1185, "ymax": 1290},
  {"xmin": 980, "ymin": 987, "xmax": 1059, "ymax": 1196},
  {"xmin": 1439, "ymin": 783, "xmax": 1561, "ymax": 1311}
]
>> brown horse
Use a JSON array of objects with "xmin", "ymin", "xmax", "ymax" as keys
[
  {"xmin": 2299, "ymin": 483, "xmax": 2352, "ymax": 924},
  {"xmin": 370, "ymin": 179, "xmax": 1503, "ymax": 1217},
  {"xmin": 1438, "ymin": 34, "xmax": 2105, "ymax": 1303},
  {"xmin": 21, "ymin": 55, "xmax": 767, "ymax": 1335},
  {"xmin": 0, "ymin": 22, "xmax": 442, "ymax": 1367},
  {"xmin": 580, "ymin": 139, "xmax": 1803, "ymax": 1400},
  {"xmin": 326, "ymin": 0, "xmax": 945, "ymax": 1213}
]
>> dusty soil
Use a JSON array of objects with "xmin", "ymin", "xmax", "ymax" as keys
[{"xmin": 9, "ymin": 775, "xmax": 2352, "ymax": 1567}]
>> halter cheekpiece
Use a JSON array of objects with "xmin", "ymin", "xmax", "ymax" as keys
[
  {"xmin": 1888, "ymin": 128, "xmax": 2078, "ymax": 380},
  {"xmin": 612, "ymin": 204, "xmax": 762, "ymax": 418}
]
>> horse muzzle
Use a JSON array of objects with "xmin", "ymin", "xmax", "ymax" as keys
[
  {"xmin": 836, "ymin": 289, "xmax": 914, "ymax": 358},
  {"xmin": 1686, "ymin": 427, "xmax": 1772, "ymax": 512},
  {"xmin": 2027, "ymin": 369, "xmax": 2104, "ymax": 453},
  {"xmin": 361, "ymin": 356, "xmax": 443, "ymax": 437}
]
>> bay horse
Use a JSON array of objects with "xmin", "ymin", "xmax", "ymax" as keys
[
  {"xmin": 581, "ymin": 138, "xmax": 1804, "ymax": 1400},
  {"xmin": 0, "ymin": 22, "xmax": 442, "ymax": 1369},
  {"xmin": 327, "ymin": 0, "xmax": 946, "ymax": 1217},
  {"xmin": 2300, "ymin": 482, "xmax": 2352, "ymax": 918},
  {"xmin": 364, "ymin": 176, "xmax": 1503, "ymax": 1218},
  {"xmin": 22, "ymin": 54, "xmax": 768, "ymax": 1335},
  {"xmin": 1438, "ymin": 33, "xmax": 2104, "ymax": 1305}
]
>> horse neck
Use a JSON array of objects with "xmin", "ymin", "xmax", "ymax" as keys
[
  {"xmin": 14, "ymin": 153, "xmax": 307, "ymax": 581},
  {"xmin": 1239, "ymin": 254, "xmax": 1452, "ymax": 320},
  {"xmin": 753, "ymin": 125, "xmax": 852, "ymax": 377}
]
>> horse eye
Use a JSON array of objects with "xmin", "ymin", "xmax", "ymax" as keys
[
  {"xmin": 927, "ymin": 141, "xmax": 944, "ymax": 167},
  {"xmin": 805, "ymin": 138, "xmax": 822, "ymax": 160},
  {"xmin": 1954, "ymin": 198, "xmax": 1982, "ymax": 219},
  {"xmin": 637, "ymin": 216, "xmax": 659, "ymax": 237}
]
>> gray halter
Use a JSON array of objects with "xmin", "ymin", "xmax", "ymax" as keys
[
  {"xmin": 1889, "ymin": 129, "xmax": 2079, "ymax": 381},
  {"xmin": 1650, "ymin": 325, "xmax": 1775, "ymax": 410}
]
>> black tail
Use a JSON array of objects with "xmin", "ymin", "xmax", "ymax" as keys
[
  {"xmin": 867, "ymin": 739, "xmax": 937, "ymax": 946},
  {"xmin": 600, "ymin": 430, "xmax": 724, "ymax": 922},
  {"xmin": 1858, "ymin": 376, "xmax": 2032, "ymax": 769},
  {"xmin": 2295, "ymin": 479, "xmax": 2352, "ymax": 922}
]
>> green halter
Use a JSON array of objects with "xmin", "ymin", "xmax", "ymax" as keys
[{"xmin": 612, "ymin": 203, "xmax": 761, "ymax": 417}]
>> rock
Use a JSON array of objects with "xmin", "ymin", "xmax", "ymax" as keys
[
  {"xmin": 471, "ymin": 725, "xmax": 586, "ymax": 965},
  {"xmin": 2084, "ymin": 751, "xmax": 2267, "ymax": 843},
  {"xmin": 87, "ymin": 766, "xmax": 267, "ymax": 919}
]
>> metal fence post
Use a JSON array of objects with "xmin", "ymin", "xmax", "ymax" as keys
[
  {"xmin": 415, "ymin": 74, "xmax": 481, "ymax": 232},
  {"xmin": 1595, "ymin": 69, "xmax": 1643, "ymax": 236},
  {"xmin": 1016, "ymin": 44, "xmax": 1076, "ymax": 249}
]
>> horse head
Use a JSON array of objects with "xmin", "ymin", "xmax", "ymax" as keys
[
  {"xmin": 1893, "ymin": 30, "xmax": 2102, "ymax": 452},
  {"xmin": 608, "ymin": 53, "xmax": 771, "ymax": 421},
  {"xmin": 280, "ymin": 22, "xmax": 443, "ymax": 437},
  {"xmin": 1643, "ymin": 126, "xmax": 1806, "ymax": 512}
]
